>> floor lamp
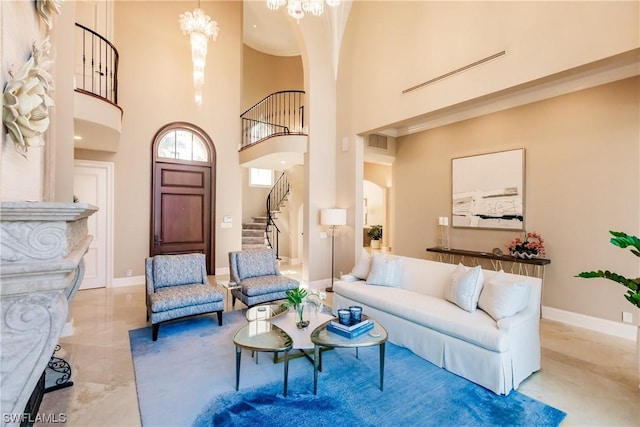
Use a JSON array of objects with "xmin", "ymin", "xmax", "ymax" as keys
[{"xmin": 321, "ymin": 208, "xmax": 347, "ymax": 293}]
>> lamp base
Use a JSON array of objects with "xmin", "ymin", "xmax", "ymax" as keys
[{"xmin": 325, "ymin": 287, "xmax": 334, "ymax": 293}]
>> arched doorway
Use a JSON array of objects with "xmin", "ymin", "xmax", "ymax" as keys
[{"xmin": 150, "ymin": 122, "xmax": 217, "ymax": 273}]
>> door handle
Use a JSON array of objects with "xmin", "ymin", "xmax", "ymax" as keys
[{"xmin": 154, "ymin": 235, "xmax": 162, "ymax": 247}]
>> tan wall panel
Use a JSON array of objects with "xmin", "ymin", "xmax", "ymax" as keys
[{"xmin": 341, "ymin": 1, "xmax": 639, "ymax": 135}]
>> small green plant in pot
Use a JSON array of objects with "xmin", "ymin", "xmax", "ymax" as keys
[
  {"xmin": 285, "ymin": 287, "xmax": 309, "ymax": 329},
  {"xmin": 368, "ymin": 225, "xmax": 383, "ymax": 249},
  {"xmin": 576, "ymin": 231, "xmax": 640, "ymax": 310}
]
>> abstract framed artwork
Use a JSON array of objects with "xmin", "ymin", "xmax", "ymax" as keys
[{"xmin": 451, "ymin": 148, "xmax": 525, "ymax": 230}]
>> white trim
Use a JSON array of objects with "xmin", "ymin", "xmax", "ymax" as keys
[
  {"xmin": 112, "ymin": 276, "xmax": 145, "ymax": 288},
  {"xmin": 543, "ymin": 305, "xmax": 637, "ymax": 342}
]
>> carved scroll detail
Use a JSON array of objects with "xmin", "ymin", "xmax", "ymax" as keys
[
  {"xmin": 0, "ymin": 222, "xmax": 66, "ymax": 262},
  {"xmin": 0, "ymin": 292, "xmax": 66, "ymax": 416}
]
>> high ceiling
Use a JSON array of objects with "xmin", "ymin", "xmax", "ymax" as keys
[{"xmin": 243, "ymin": 1, "xmax": 300, "ymax": 56}]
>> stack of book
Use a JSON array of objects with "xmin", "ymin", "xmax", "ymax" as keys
[{"xmin": 327, "ymin": 317, "xmax": 374, "ymax": 338}]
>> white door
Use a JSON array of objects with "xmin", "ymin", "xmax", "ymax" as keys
[{"xmin": 73, "ymin": 160, "xmax": 114, "ymax": 289}]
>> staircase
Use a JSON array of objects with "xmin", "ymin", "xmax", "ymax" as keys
[
  {"xmin": 241, "ymin": 172, "xmax": 290, "ymax": 255},
  {"xmin": 241, "ymin": 216, "xmax": 268, "ymax": 250}
]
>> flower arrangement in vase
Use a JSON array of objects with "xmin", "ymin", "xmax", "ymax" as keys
[{"xmin": 508, "ymin": 231, "xmax": 545, "ymax": 259}]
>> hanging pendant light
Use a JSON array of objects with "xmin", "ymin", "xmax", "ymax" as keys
[
  {"xmin": 179, "ymin": 5, "xmax": 219, "ymax": 105},
  {"xmin": 267, "ymin": 0, "xmax": 340, "ymax": 22}
]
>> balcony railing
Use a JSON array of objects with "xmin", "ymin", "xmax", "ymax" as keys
[
  {"xmin": 240, "ymin": 90, "xmax": 305, "ymax": 149},
  {"xmin": 74, "ymin": 23, "xmax": 119, "ymax": 105}
]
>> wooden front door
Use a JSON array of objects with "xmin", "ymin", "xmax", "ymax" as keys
[{"xmin": 150, "ymin": 123, "xmax": 216, "ymax": 273}]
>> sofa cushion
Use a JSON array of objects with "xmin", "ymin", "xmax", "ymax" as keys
[
  {"xmin": 399, "ymin": 257, "xmax": 457, "ymax": 298},
  {"xmin": 350, "ymin": 248, "xmax": 372, "ymax": 279},
  {"xmin": 240, "ymin": 275, "xmax": 299, "ymax": 296},
  {"xmin": 153, "ymin": 254, "xmax": 204, "ymax": 289},
  {"xmin": 479, "ymin": 271, "xmax": 531, "ymax": 320},
  {"xmin": 236, "ymin": 249, "xmax": 278, "ymax": 280},
  {"xmin": 366, "ymin": 253, "xmax": 404, "ymax": 287},
  {"xmin": 334, "ymin": 280, "xmax": 508, "ymax": 352},
  {"xmin": 445, "ymin": 264, "xmax": 484, "ymax": 312},
  {"xmin": 150, "ymin": 283, "xmax": 223, "ymax": 312}
]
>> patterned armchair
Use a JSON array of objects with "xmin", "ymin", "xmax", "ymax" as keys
[
  {"xmin": 228, "ymin": 249, "xmax": 300, "ymax": 308},
  {"xmin": 146, "ymin": 253, "xmax": 224, "ymax": 341}
]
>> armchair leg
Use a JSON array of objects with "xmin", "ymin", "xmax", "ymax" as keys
[
  {"xmin": 146, "ymin": 310, "xmax": 149, "ymax": 322},
  {"xmin": 217, "ymin": 311, "xmax": 223, "ymax": 326},
  {"xmin": 152, "ymin": 324, "xmax": 159, "ymax": 341},
  {"xmin": 231, "ymin": 295, "xmax": 236, "ymax": 308}
]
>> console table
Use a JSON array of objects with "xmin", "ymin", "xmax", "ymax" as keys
[
  {"xmin": 426, "ymin": 247, "xmax": 550, "ymax": 278},
  {"xmin": 426, "ymin": 247, "xmax": 550, "ymax": 315}
]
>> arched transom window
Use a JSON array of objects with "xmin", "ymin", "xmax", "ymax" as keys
[{"xmin": 157, "ymin": 128, "xmax": 209, "ymax": 162}]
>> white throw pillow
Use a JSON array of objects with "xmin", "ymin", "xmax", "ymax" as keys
[
  {"xmin": 479, "ymin": 271, "xmax": 531, "ymax": 321},
  {"xmin": 366, "ymin": 253, "xmax": 404, "ymax": 287},
  {"xmin": 445, "ymin": 264, "xmax": 484, "ymax": 312},
  {"xmin": 350, "ymin": 248, "xmax": 373, "ymax": 279}
]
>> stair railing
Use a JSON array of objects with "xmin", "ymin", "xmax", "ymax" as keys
[
  {"xmin": 240, "ymin": 90, "xmax": 305, "ymax": 149},
  {"xmin": 74, "ymin": 23, "xmax": 119, "ymax": 105},
  {"xmin": 266, "ymin": 172, "xmax": 290, "ymax": 258}
]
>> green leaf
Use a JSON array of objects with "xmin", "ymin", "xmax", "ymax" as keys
[{"xmin": 609, "ymin": 231, "xmax": 640, "ymax": 257}]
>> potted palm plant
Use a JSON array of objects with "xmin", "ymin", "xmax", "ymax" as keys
[
  {"xmin": 368, "ymin": 225, "xmax": 383, "ymax": 249},
  {"xmin": 576, "ymin": 231, "xmax": 640, "ymax": 309},
  {"xmin": 576, "ymin": 231, "xmax": 640, "ymax": 387}
]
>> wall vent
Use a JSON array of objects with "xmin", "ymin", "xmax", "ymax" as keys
[
  {"xmin": 402, "ymin": 50, "xmax": 506, "ymax": 95},
  {"xmin": 367, "ymin": 134, "xmax": 388, "ymax": 150}
]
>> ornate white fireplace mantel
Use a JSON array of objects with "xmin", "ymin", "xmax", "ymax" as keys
[{"xmin": 0, "ymin": 202, "xmax": 97, "ymax": 426}]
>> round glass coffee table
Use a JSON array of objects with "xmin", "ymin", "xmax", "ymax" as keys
[
  {"xmin": 246, "ymin": 302, "xmax": 334, "ymax": 365},
  {"xmin": 310, "ymin": 316, "xmax": 388, "ymax": 395},
  {"xmin": 233, "ymin": 320, "xmax": 292, "ymax": 396}
]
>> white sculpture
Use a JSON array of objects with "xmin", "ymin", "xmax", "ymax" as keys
[
  {"xmin": 2, "ymin": 38, "xmax": 54, "ymax": 158},
  {"xmin": 36, "ymin": 0, "xmax": 64, "ymax": 30}
]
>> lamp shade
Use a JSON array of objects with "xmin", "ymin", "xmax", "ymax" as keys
[{"xmin": 321, "ymin": 208, "xmax": 347, "ymax": 226}]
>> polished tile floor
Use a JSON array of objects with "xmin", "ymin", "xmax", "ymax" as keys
[{"xmin": 38, "ymin": 268, "xmax": 639, "ymax": 426}]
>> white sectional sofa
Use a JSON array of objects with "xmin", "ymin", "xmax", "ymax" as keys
[{"xmin": 332, "ymin": 254, "xmax": 542, "ymax": 395}]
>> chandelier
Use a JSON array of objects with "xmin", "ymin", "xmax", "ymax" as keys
[
  {"xmin": 266, "ymin": 0, "xmax": 340, "ymax": 21},
  {"xmin": 179, "ymin": 7, "xmax": 219, "ymax": 105}
]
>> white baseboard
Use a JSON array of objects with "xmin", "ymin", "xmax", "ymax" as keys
[
  {"xmin": 111, "ymin": 275, "xmax": 145, "ymax": 288},
  {"xmin": 543, "ymin": 305, "xmax": 637, "ymax": 341}
]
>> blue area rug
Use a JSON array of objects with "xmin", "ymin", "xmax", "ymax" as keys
[{"xmin": 129, "ymin": 310, "xmax": 566, "ymax": 427}]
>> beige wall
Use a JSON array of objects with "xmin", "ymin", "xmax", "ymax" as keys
[
  {"xmin": 241, "ymin": 46, "xmax": 303, "ymax": 112},
  {"xmin": 393, "ymin": 77, "xmax": 639, "ymax": 323},
  {"xmin": 76, "ymin": 1, "xmax": 243, "ymax": 277},
  {"xmin": 339, "ymin": 1, "xmax": 639, "ymax": 135}
]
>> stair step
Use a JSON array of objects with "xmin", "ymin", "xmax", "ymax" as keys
[
  {"xmin": 242, "ymin": 236, "xmax": 265, "ymax": 244},
  {"xmin": 242, "ymin": 243, "xmax": 269, "ymax": 250},
  {"xmin": 252, "ymin": 217, "xmax": 268, "ymax": 223},
  {"xmin": 243, "ymin": 223, "xmax": 264, "ymax": 230},
  {"xmin": 242, "ymin": 229, "xmax": 264, "ymax": 237}
]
